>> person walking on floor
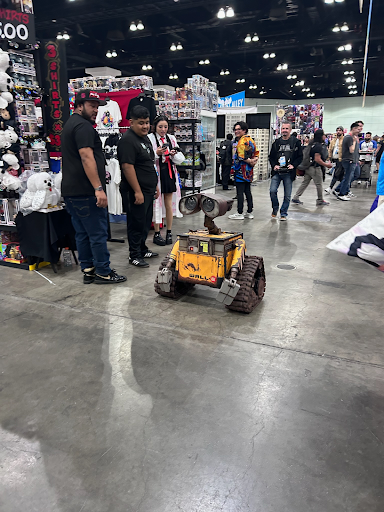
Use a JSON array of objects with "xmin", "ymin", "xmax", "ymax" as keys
[
  {"xmin": 292, "ymin": 129, "xmax": 331, "ymax": 206},
  {"xmin": 325, "ymin": 126, "xmax": 344, "ymax": 194},
  {"xmin": 61, "ymin": 89, "xmax": 127, "ymax": 285},
  {"xmin": 333, "ymin": 122, "xmax": 360, "ymax": 201},
  {"xmin": 219, "ymin": 134, "xmax": 234, "ymax": 190},
  {"xmin": 268, "ymin": 121, "xmax": 303, "ymax": 221},
  {"xmin": 228, "ymin": 121, "xmax": 259, "ymax": 220},
  {"xmin": 117, "ymin": 105, "xmax": 160, "ymax": 268},
  {"xmin": 148, "ymin": 115, "xmax": 184, "ymax": 246}
]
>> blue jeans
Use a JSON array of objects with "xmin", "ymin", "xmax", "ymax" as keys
[
  {"xmin": 350, "ymin": 163, "xmax": 361, "ymax": 185},
  {"xmin": 336, "ymin": 161, "xmax": 356, "ymax": 196},
  {"xmin": 64, "ymin": 196, "xmax": 111, "ymax": 275},
  {"xmin": 270, "ymin": 173, "xmax": 293, "ymax": 217}
]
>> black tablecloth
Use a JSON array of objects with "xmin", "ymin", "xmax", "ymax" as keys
[{"xmin": 16, "ymin": 209, "xmax": 76, "ymax": 265}]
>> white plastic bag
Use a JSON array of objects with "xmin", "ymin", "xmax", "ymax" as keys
[{"xmin": 327, "ymin": 203, "xmax": 384, "ymax": 271}]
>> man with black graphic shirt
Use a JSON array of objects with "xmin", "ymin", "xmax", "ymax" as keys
[
  {"xmin": 62, "ymin": 90, "xmax": 126, "ymax": 285},
  {"xmin": 268, "ymin": 122, "xmax": 303, "ymax": 221},
  {"xmin": 118, "ymin": 105, "xmax": 160, "ymax": 268}
]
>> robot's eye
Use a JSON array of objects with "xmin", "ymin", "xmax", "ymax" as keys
[
  {"xmin": 184, "ymin": 196, "xmax": 198, "ymax": 211},
  {"xmin": 202, "ymin": 197, "xmax": 215, "ymax": 213}
]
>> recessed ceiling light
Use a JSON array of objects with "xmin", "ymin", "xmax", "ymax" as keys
[
  {"xmin": 226, "ymin": 6, "xmax": 235, "ymax": 17},
  {"xmin": 137, "ymin": 21, "xmax": 144, "ymax": 31},
  {"xmin": 245, "ymin": 34, "xmax": 252, "ymax": 43},
  {"xmin": 176, "ymin": 42, "xmax": 183, "ymax": 50},
  {"xmin": 252, "ymin": 34, "xmax": 259, "ymax": 42},
  {"xmin": 130, "ymin": 22, "xmax": 137, "ymax": 31},
  {"xmin": 332, "ymin": 24, "xmax": 340, "ymax": 32},
  {"xmin": 341, "ymin": 23, "xmax": 349, "ymax": 31},
  {"xmin": 217, "ymin": 7, "xmax": 226, "ymax": 18}
]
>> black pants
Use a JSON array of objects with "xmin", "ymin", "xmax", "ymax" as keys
[
  {"xmin": 222, "ymin": 165, "xmax": 231, "ymax": 189},
  {"xmin": 123, "ymin": 185, "xmax": 154, "ymax": 260},
  {"xmin": 236, "ymin": 181, "xmax": 253, "ymax": 214},
  {"xmin": 330, "ymin": 160, "xmax": 344, "ymax": 188}
]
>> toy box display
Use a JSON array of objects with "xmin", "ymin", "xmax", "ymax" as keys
[
  {"xmin": 70, "ymin": 75, "xmax": 154, "ymax": 93},
  {"xmin": 0, "ymin": 241, "xmax": 26, "ymax": 264},
  {"xmin": 0, "ymin": 198, "xmax": 9, "ymax": 224},
  {"xmin": 157, "ymin": 101, "xmax": 201, "ymax": 120},
  {"xmin": 16, "ymin": 100, "xmax": 39, "ymax": 136},
  {"xmin": 154, "ymin": 89, "xmax": 176, "ymax": 101},
  {"xmin": 23, "ymin": 148, "xmax": 49, "ymax": 170},
  {"xmin": 9, "ymin": 51, "xmax": 39, "ymax": 89}
]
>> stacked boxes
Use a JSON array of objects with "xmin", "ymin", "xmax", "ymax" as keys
[
  {"xmin": 157, "ymin": 101, "xmax": 201, "ymax": 120},
  {"xmin": 69, "ymin": 75, "xmax": 154, "ymax": 92},
  {"xmin": 0, "ymin": 199, "xmax": 19, "ymax": 226}
]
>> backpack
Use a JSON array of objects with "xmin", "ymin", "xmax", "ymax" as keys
[
  {"xmin": 219, "ymin": 141, "xmax": 229, "ymax": 164},
  {"xmin": 297, "ymin": 143, "xmax": 313, "ymax": 172}
]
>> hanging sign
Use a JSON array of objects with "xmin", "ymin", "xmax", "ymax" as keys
[
  {"xmin": 40, "ymin": 40, "xmax": 69, "ymax": 152},
  {"xmin": 218, "ymin": 91, "xmax": 245, "ymax": 108},
  {"xmin": 0, "ymin": 0, "xmax": 36, "ymax": 45}
]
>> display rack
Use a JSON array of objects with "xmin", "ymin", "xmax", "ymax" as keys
[{"xmin": 169, "ymin": 118, "xmax": 202, "ymax": 195}]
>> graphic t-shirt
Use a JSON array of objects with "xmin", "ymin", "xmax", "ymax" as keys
[
  {"xmin": 117, "ymin": 128, "xmax": 157, "ymax": 194},
  {"xmin": 342, "ymin": 134, "xmax": 359, "ymax": 163},
  {"xmin": 62, "ymin": 113, "xmax": 106, "ymax": 197},
  {"xmin": 95, "ymin": 100, "xmax": 122, "ymax": 130},
  {"xmin": 360, "ymin": 140, "xmax": 377, "ymax": 161},
  {"xmin": 106, "ymin": 158, "xmax": 123, "ymax": 215}
]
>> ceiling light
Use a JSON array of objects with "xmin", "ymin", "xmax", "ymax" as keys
[
  {"xmin": 226, "ymin": 6, "xmax": 235, "ymax": 17},
  {"xmin": 106, "ymin": 50, "xmax": 112, "ymax": 58},
  {"xmin": 130, "ymin": 21, "xmax": 137, "ymax": 31},
  {"xmin": 111, "ymin": 50, "xmax": 117, "ymax": 57},
  {"xmin": 176, "ymin": 42, "xmax": 183, "ymax": 50},
  {"xmin": 204, "ymin": 59, "xmax": 210, "ymax": 64},
  {"xmin": 225, "ymin": 69, "xmax": 230, "ymax": 75},
  {"xmin": 63, "ymin": 31, "xmax": 70, "ymax": 40},
  {"xmin": 220, "ymin": 69, "xmax": 224, "ymax": 75},
  {"xmin": 270, "ymin": 53, "xmax": 276, "ymax": 58},
  {"xmin": 287, "ymin": 75, "xmax": 292, "ymax": 79},
  {"xmin": 252, "ymin": 34, "xmax": 259, "ymax": 42},
  {"xmin": 345, "ymin": 77, "xmax": 351, "ymax": 82},
  {"xmin": 199, "ymin": 60, "xmax": 204, "ymax": 65},
  {"xmin": 217, "ymin": 7, "xmax": 226, "ymax": 18},
  {"xmin": 338, "ymin": 45, "xmax": 345, "ymax": 51},
  {"xmin": 56, "ymin": 32, "xmax": 63, "ymax": 40},
  {"xmin": 263, "ymin": 53, "xmax": 269, "ymax": 59},
  {"xmin": 170, "ymin": 43, "xmax": 177, "ymax": 51},
  {"xmin": 137, "ymin": 21, "xmax": 144, "ymax": 30},
  {"xmin": 292, "ymin": 75, "xmax": 297, "ymax": 79},
  {"xmin": 249, "ymin": 85, "xmax": 257, "ymax": 89},
  {"xmin": 349, "ymin": 90, "xmax": 357, "ymax": 95},
  {"xmin": 147, "ymin": 65, "xmax": 152, "ymax": 70},
  {"xmin": 245, "ymin": 34, "xmax": 252, "ymax": 43},
  {"xmin": 344, "ymin": 44, "xmax": 352, "ymax": 51},
  {"xmin": 324, "ymin": 0, "xmax": 334, "ymax": 3},
  {"xmin": 348, "ymin": 59, "xmax": 353, "ymax": 64},
  {"xmin": 259, "ymin": 90, "xmax": 266, "ymax": 95},
  {"xmin": 341, "ymin": 60, "xmax": 347, "ymax": 64},
  {"xmin": 142, "ymin": 65, "xmax": 147, "ymax": 70},
  {"xmin": 350, "ymin": 77, "xmax": 356, "ymax": 82},
  {"xmin": 335, "ymin": 0, "xmax": 345, "ymax": 3},
  {"xmin": 341, "ymin": 23, "xmax": 349, "ymax": 31},
  {"xmin": 332, "ymin": 24, "xmax": 340, "ymax": 32}
]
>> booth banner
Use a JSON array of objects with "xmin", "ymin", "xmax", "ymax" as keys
[
  {"xmin": 40, "ymin": 40, "xmax": 69, "ymax": 152},
  {"xmin": 276, "ymin": 103, "xmax": 324, "ymax": 135},
  {"xmin": 218, "ymin": 91, "xmax": 245, "ymax": 109},
  {"xmin": 0, "ymin": 0, "xmax": 36, "ymax": 45}
]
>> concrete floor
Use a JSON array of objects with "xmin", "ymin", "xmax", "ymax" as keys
[{"xmin": 1, "ymin": 177, "xmax": 384, "ymax": 512}]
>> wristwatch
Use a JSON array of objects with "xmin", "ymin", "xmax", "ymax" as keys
[{"xmin": 95, "ymin": 186, "xmax": 103, "ymax": 191}]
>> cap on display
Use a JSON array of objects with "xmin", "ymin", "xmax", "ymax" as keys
[{"xmin": 75, "ymin": 89, "xmax": 107, "ymax": 105}]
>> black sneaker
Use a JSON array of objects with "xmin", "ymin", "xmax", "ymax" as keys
[
  {"xmin": 153, "ymin": 233, "xmax": 166, "ymax": 246},
  {"xmin": 94, "ymin": 269, "xmax": 127, "ymax": 284},
  {"xmin": 166, "ymin": 232, "xmax": 173, "ymax": 245},
  {"xmin": 143, "ymin": 250, "xmax": 159, "ymax": 258},
  {"xmin": 82, "ymin": 267, "xmax": 95, "ymax": 284},
  {"xmin": 291, "ymin": 198, "xmax": 303, "ymax": 205},
  {"xmin": 129, "ymin": 257, "xmax": 149, "ymax": 268}
]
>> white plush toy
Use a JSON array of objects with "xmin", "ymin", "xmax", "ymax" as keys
[
  {"xmin": 0, "ymin": 170, "xmax": 21, "ymax": 191},
  {"xmin": 54, "ymin": 172, "xmax": 62, "ymax": 198},
  {"xmin": 0, "ymin": 49, "xmax": 13, "ymax": 109},
  {"xmin": 3, "ymin": 153, "xmax": 19, "ymax": 171},
  {"xmin": 19, "ymin": 172, "xmax": 40, "ymax": 209},
  {"xmin": 31, "ymin": 172, "xmax": 60, "ymax": 211},
  {"xmin": 3, "ymin": 127, "xmax": 18, "ymax": 148}
]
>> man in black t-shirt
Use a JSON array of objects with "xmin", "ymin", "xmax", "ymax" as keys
[
  {"xmin": 118, "ymin": 106, "xmax": 159, "ymax": 267},
  {"xmin": 268, "ymin": 122, "xmax": 303, "ymax": 220},
  {"xmin": 62, "ymin": 90, "xmax": 126, "ymax": 285},
  {"xmin": 292, "ymin": 129, "xmax": 332, "ymax": 206}
]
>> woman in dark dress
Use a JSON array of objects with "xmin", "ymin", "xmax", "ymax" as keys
[{"xmin": 148, "ymin": 115, "xmax": 184, "ymax": 245}]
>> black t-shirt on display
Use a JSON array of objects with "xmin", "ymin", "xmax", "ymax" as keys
[
  {"xmin": 61, "ymin": 113, "xmax": 106, "ymax": 197},
  {"xmin": 117, "ymin": 128, "xmax": 157, "ymax": 194},
  {"xmin": 126, "ymin": 96, "xmax": 157, "ymax": 124}
]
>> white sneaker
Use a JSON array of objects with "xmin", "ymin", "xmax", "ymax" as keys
[
  {"xmin": 228, "ymin": 213, "xmax": 245, "ymax": 220},
  {"xmin": 348, "ymin": 192, "xmax": 356, "ymax": 198},
  {"xmin": 332, "ymin": 190, "xmax": 339, "ymax": 197},
  {"xmin": 244, "ymin": 212, "xmax": 254, "ymax": 219},
  {"xmin": 337, "ymin": 195, "xmax": 351, "ymax": 201},
  {"xmin": 324, "ymin": 187, "xmax": 332, "ymax": 194}
]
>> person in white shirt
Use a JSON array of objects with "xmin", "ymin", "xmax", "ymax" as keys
[{"xmin": 148, "ymin": 115, "xmax": 184, "ymax": 246}]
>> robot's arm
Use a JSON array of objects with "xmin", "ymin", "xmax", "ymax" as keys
[{"xmin": 229, "ymin": 239, "xmax": 246, "ymax": 279}]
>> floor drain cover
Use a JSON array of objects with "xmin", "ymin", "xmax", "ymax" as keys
[{"xmin": 277, "ymin": 264, "xmax": 296, "ymax": 270}]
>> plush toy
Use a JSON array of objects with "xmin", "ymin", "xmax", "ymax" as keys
[
  {"xmin": 0, "ymin": 105, "xmax": 16, "ymax": 130},
  {"xmin": 0, "ymin": 49, "xmax": 11, "ymax": 71},
  {"xmin": 3, "ymin": 126, "xmax": 18, "ymax": 148},
  {"xmin": 19, "ymin": 172, "xmax": 40, "ymax": 209},
  {"xmin": 0, "ymin": 50, "xmax": 13, "ymax": 110},
  {"xmin": 2, "ymin": 153, "xmax": 19, "ymax": 171},
  {"xmin": 30, "ymin": 172, "xmax": 60, "ymax": 211},
  {"xmin": 0, "ymin": 169, "xmax": 21, "ymax": 191},
  {"xmin": 54, "ymin": 172, "xmax": 62, "ymax": 198}
]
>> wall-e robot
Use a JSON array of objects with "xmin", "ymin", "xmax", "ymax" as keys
[{"xmin": 155, "ymin": 193, "xmax": 266, "ymax": 313}]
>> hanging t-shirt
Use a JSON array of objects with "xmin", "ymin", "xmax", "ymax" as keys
[
  {"xmin": 106, "ymin": 158, "xmax": 123, "ymax": 215},
  {"xmin": 126, "ymin": 96, "xmax": 157, "ymax": 124},
  {"xmin": 95, "ymin": 100, "xmax": 122, "ymax": 130},
  {"xmin": 98, "ymin": 90, "xmax": 142, "ymax": 126}
]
